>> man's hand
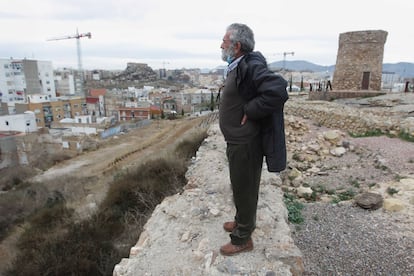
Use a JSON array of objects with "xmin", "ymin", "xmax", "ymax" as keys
[{"xmin": 241, "ymin": 114, "xmax": 247, "ymax": 125}]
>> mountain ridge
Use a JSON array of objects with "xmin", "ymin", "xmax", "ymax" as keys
[{"xmin": 267, "ymin": 60, "xmax": 414, "ymax": 78}]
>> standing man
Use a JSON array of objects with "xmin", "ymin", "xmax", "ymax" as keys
[{"xmin": 218, "ymin": 23, "xmax": 288, "ymax": 256}]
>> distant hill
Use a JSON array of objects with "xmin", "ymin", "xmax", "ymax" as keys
[
  {"xmin": 269, "ymin": 60, "xmax": 335, "ymax": 73},
  {"xmin": 382, "ymin": 62, "xmax": 414, "ymax": 78},
  {"xmin": 268, "ymin": 60, "xmax": 414, "ymax": 78}
]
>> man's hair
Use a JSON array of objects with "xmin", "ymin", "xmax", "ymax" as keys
[{"xmin": 226, "ymin": 23, "xmax": 255, "ymax": 53}]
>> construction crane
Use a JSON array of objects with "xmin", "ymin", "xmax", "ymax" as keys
[
  {"xmin": 282, "ymin": 51, "xmax": 294, "ymax": 71},
  {"xmin": 47, "ymin": 29, "xmax": 92, "ymax": 97}
]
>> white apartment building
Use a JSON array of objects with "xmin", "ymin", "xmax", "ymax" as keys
[
  {"xmin": 0, "ymin": 111, "xmax": 37, "ymax": 133},
  {"xmin": 0, "ymin": 58, "xmax": 56, "ymax": 109}
]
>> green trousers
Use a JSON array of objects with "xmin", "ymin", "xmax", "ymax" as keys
[{"xmin": 226, "ymin": 135, "xmax": 263, "ymax": 245}]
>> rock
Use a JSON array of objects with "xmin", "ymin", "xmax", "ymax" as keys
[
  {"xmin": 399, "ymin": 178, "xmax": 414, "ymax": 191},
  {"xmin": 330, "ymin": 147, "xmax": 346, "ymax": 157},
  {"xmin": 288, "ymin": 167, "xmax": 302, "ymax": 180},
  {"xmin": 297, "ymin": 186, "xmax": 313, "ymax": 198},
  {"xmin": 383, "ymin": 198, "xmax": 405, "ymax": 212},
  {"xmin": 355, "ymin": 192, "xmax": 383, "ymax": 210},
  {"xmin": 323, "ymin": 130, "xmax": 340, "ymax": 142}
]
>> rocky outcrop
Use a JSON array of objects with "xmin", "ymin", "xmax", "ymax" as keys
[
  {"xmin": 114, "ymin": 62, "xmax": 157, "ymax": 82},
  {"xmin": 113, "ymin": 124, "xmax": 304, "ymax": 275}
]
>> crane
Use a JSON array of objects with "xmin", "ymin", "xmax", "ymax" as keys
[
  {"xmin": 47, "ymin": 29, "xmax": 92, "ymax": 97},
  {"xmin": 282, "ymin": 51, "xmax": 294, "ymax": 71}
]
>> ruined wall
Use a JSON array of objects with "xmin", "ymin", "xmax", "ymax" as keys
[
  {"xmin": 332, "ymin": 30, "xmax": 387, "ymax": 91},
  {"xmin": 285, "ymin": 98, "xmax": 414, "ymax": 137}
]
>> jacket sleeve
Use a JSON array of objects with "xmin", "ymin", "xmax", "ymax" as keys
[{"xmin": 243, "ymin": 62, "xmax": 288, "ymax": 120}]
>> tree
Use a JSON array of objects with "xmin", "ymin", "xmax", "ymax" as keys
[
  {"xmin": 210, "ymin": 91, "xmax": 215, "ymax": 111},
  {"xmin": 300, "ymin": 75, "xmax": 304, "ymax": 91}
]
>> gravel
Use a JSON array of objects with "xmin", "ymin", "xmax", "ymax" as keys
[
  {"xmin": 287, "ymin": 93, "xmax": 414, "ymax": 275},
  {"xmin": 291, "ymin": 202, "xmax": 414, "ymax": 275}
]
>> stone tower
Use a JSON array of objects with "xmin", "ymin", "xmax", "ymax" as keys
[{"xmin": 332, "ymin": 30, "xmax": 387, "ymax": 91}]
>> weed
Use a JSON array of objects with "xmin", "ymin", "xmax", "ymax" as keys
[
  {"xmin": 292, "ymin": 152, "xmax": 301, "ymax": 162},
  {"xmin": 368, "ymin": 183, "xmax": 377, "ymax": 188},
  {"xmin": 398, "ymin": 130, "xmax": 414, "ymax": 143},
  {"xmin": 386, "ymin": 187, "xmax": 399, "ymax": 196},
  {"xmin": 331, "ymin": 189, "xmax": 356, "ymax": 204},
  {"xmin": 348, "ymin": 177, "xmax": 360, "ymax": 188},
  {"xmin": 283, "ymin": 193, "xmax": 304, "ymax": 224},
  {"xmin": 349, "ymin": 129, "xmax": 383, "ymax": 138}
]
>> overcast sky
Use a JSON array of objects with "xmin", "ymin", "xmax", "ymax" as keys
[{"xmin": 1, "ymin": 0, "xmax": 412, "ymax": 70}]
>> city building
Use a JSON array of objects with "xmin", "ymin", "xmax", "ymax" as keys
[
  {"xmin": 0, "ymin": 58, "xmax": 56, "ymax": 109},
  {"xmin": 14, "ymin": 95, "xmax": 85, "ymax": 128}
]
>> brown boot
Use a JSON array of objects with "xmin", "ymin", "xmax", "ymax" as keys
[
  {"xmin": 220, "ymin": 238, "xmax": 253, "ymax": 256},
  {"xmin": 223, "ymin": 221, "xmax": 237, "ymax": 232}
]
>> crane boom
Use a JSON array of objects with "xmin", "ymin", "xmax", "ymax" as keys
[
  {"xmin": 47, "ymin": 29, "xmax": 91, "ymax": 97},
  {"xmin": 47, "ymin": 32, "xmax": 91, "ymax": 41}
]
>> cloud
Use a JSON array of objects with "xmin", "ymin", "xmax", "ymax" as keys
[{"xmin": 1, "ymin": 0, "xmax": 413, "ymax": 70}]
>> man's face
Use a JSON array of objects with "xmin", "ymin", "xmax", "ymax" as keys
[{"xmin": 221, "ymin": 31, "xmax": 235, "ymax": 63}]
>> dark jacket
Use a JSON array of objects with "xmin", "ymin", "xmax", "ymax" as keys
[{"xmin": 236, "ymin": 51, "xmax": 288, "ymax": 172}]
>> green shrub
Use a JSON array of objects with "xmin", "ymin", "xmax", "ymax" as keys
[
  {"xmin": 386, "ymin": 187, "xmax": 399, "ymax": 196},
  {"xmin": 283, "ymin": 193, "xmax": 304, "ymax": 224}
]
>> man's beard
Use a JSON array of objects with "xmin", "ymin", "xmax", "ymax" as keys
[{"xmin": 221, "ymin": 45, "xmax": 235, "ymax": 63}]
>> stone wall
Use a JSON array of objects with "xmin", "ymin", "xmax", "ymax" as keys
[{"xmin": 333, "ymin": 30, "xmax": 387, "ymax": 91}]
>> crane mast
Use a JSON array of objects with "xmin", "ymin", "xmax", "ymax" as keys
[
  {"xmin": 282, "ymin": 51, "xmax": 294, "ymax": 71},
  {"xmin": 47, "ymin": 29, "xmax": 91, "ymax": 97}
]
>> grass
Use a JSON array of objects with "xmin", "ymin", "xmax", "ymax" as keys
[
  {"xmin": 4, "ymin": 129, "xmax": 207, "ymax": 276},
  {"xmin": 350, "ymin": 129, "xmax": 414, "ymax": 143},
  {"xmin": 349, "ymin": 129, "xmax": 383, "ymax": 138}
]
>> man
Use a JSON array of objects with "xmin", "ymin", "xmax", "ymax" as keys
[{"xmin": 218, "ymin": 23, "xmax": 288, "ymax": 256}]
